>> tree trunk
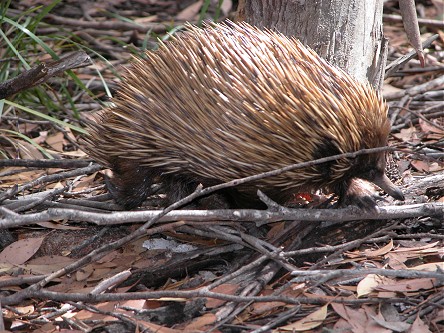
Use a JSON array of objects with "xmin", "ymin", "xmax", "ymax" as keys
[{"xmin": 236, "ymin": 0, "xmax": 388, "ymax": 90}]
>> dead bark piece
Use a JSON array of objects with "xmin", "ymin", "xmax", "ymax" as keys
[
  {"xmin": 398, "ymin": 0, "xmax": 425, "ymax": 67},
  {"xmin": 0, "ymin": 51, "xmax": 92, "ymax": 100}
]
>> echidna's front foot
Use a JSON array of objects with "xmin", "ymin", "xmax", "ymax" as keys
[{"xmin": 339, "ymin": 179, "xmax": 383, "ymax": 212}]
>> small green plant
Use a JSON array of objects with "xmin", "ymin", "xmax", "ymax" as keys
[
  {"xmin": 0, "ymin": 0, "xmax": 97, "ymax": 158},
  {"xmin": 198, "ymin": 0, "xmax": 225, "ymax": 26}
]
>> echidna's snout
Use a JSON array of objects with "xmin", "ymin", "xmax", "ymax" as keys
[{"xmin": 371, "ymin": 173, "xmax": 405, "ymax": 201}]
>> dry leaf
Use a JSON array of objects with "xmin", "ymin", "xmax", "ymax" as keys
[
  {"xmin": 18, "ymin": 122, "xmax": 39, "ymax": 134},
  {"xmin": 332, "ymin": 303, "xmax": 392, "ymax": 333},
  {"xmin": 135, "ymin": 320, "xmax": 192, "ymax": 333},
  {"xmin": 386, "ymin": 252, "xmax": 412, "ymax": 269},
  {"xmin": 427, "ymin": 162, "xmax": 444, "ymax": 172},
  {"xmin": 152, "ymin": 297, "xmax": 187, "ymax": 302},
  {"xmin": 63, "ymin": 126, "xmax": 77, "ymax": 143},
  {"xmin": 220, "ymin": 0, "xmax": 233, "ymax": 15},
  {"xmin": 134, "ymin": 15, "xmax": 158, "ymax": 24},
  {"xmin": 273, "ymin": 304, "xmax": 328, "ymax": 331},
  {"xmin": 76, "ymin": 265, "xmax": 94, "ymax": 281},
  {"xmin": 206, "ymin": 284, "xmax": 239, "ymax": 308},
  {"xmin": 15, "ymin": 305, "xmax": 35, "ymax": 315},
  {"xmin": 411, "ymin": 160, "xmax": 430, "ymax": 172},
  {"xmin": 36, "ymin": 221, "xmax": 84, "ymax": 230},
  {"xmin": 176, "ymin": 0, "xmax": 202, "ymax": 21},
  {"xmin": 371, "ymin": 312, "xmax": 411, "ymax": 332},
  {"xmin": 392, "ymin": 127, "xmax": 420, "ymax": 143},
  {"xmin": 382, "ymin": 83, "xmax": 403, "ymax": 97},
  {"xmin": 364, "ymin": 240, "xmax": 394, "ymax": 258},
  {"xmin": 394, "ymin": 241, "xmax": 440, "ymax": 252},
  {"xmin": 118, "ymin": 299, "xmax": 147, "ymax": 311},
  {"xmin": 46, "ymin": 131, "xmax": 64, "ymax": 152},
  {"xmin": 27, "ymin": 255, "xmax": 73, "ymax": 266},
  {"xmin": 376, "ymin": 278, "xmax": 437, "ymax": 293},
  {"xmin": 407, "ymin": 262, "xmax": 444, "ymax": 271},
  {"xmin": 57, "ymin": 149, "xmax": 87, "ymax": 157},
  {"xmin": 17, "ymin": 139, "xmax": 45, "ymax": 159},
  {"xmin": 23, "ymin": 255, "xmax": 75, "ymax": 275},
  {"xmin": 408, "ymin": 315, "xmax": 432, "ymax": 333},
  {"xmin": 184, "ymin": 313, "xmax": 217, "ymax": 330},
  {"xmin": 357, "ymin": 274, "xmax": 395, "ymax": 298},
  {"xmin": 419, "ymin": 118, "xmax": 444, "ymax": 135},
  {"xmin": 33, "ymin": 131, "xmax": 48, "ymax": 144},
  {"xmin": 0, "ymin": 237, "xmax": 45, "ymax": 265},
  {"xmin": 75, "ymin": 301, "xmax": 120, "ymax": 321}
]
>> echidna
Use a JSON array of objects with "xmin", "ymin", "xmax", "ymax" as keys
[{"xmin": 83, "ymin": 21, "xmax": 404, "ymax": 209}]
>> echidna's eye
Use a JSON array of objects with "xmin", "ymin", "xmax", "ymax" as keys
[
  {"xmin": 359, "ymin": 168, "xmax": 378, "ymax": 181},
  {"xmin": 367, "ymin": 169, "xmax": 377, "ymax": 180}
]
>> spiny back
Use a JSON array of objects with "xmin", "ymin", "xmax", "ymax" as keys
[{"xmin": 84, "ymin": 21, "xmax": 395, "ymax": 208}]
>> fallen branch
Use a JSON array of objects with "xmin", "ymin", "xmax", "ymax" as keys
[{"xmin": 1, "ymin": 202, "xmax": 442, "ymax": 229}]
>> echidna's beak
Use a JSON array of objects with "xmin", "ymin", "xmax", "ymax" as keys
[{"xmin": 372, "ymin": 173, "xmax": 405, "ymax": 201}]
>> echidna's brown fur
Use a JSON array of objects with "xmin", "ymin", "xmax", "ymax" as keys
[{"xmin": 84, "ymin": 21, "xmax": 404, "ymax": 209}]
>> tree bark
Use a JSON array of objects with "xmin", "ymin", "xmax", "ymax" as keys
[{"xmin": 236, "ymin": 0, "xmax": 388, "ymax": 89}]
